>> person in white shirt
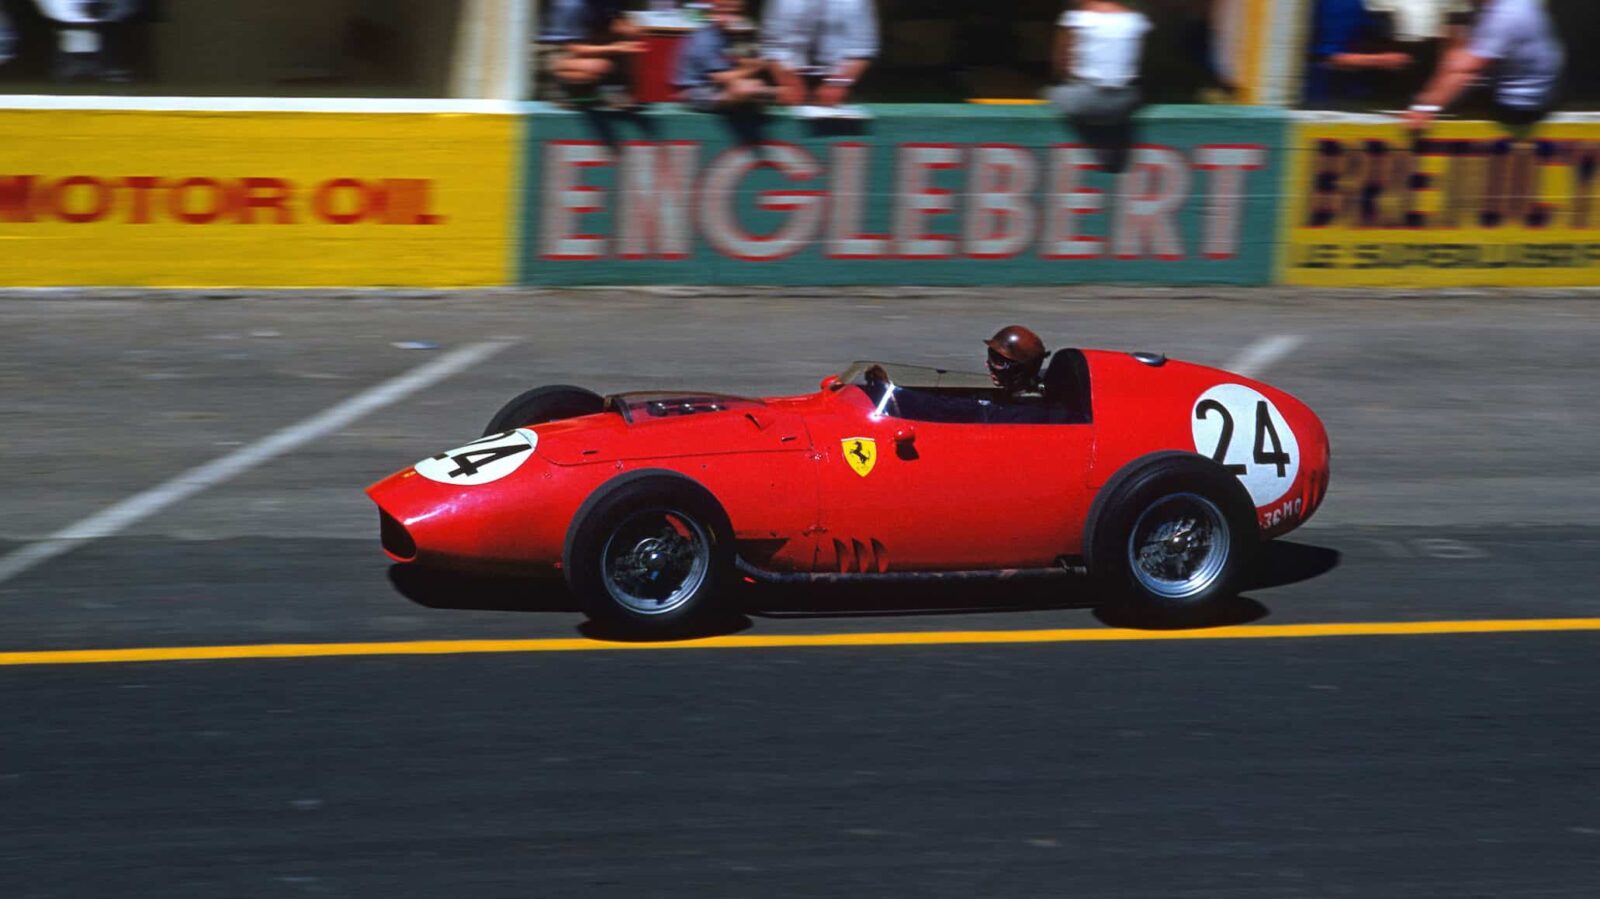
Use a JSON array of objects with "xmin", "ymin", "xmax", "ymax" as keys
[
  {"xmin": 761, "ymin": 0, "xmax": 879, "ymax": 108},
  {"xmin": 1047, "ymin": 1, "xmax": 1151, "ymax": 172},
  {"xmin": 1404, "ymin": 0, "xmax": 1564, "ymax": 129},
  {"xmin": 1048, "ymin": 1, "xmax": 1150, "ymax": 122},
  {"xmin": 33, "ymin": 0, "xmax": 142, "ymax": 81}
]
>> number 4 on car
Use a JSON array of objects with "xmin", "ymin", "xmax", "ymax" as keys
[{"xmin": 368, "ymin": 349, "xmax": 1331, "ymax": 635}]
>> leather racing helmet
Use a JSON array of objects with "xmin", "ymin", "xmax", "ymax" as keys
[{"xmin": 985, "ymin": 325, "xmax": 1048, "ymax": 392}]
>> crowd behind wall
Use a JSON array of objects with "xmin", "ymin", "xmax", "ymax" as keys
[
  {"xmin": 791, "ymin": 0, "xmax": 1234, "ymax": 104},
  {"xmin": 0, "ymin": 0, "xmax": 462, "ymax": 95},
  {"xmin": 0, "ymin": 0, "xmax": 1592, "ymax": 111},
  {"xmin": 1305, "ymin": 0, "xmax": 1596, "ymax": 113}
]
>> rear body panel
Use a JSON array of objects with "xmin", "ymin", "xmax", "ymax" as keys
[{"xmin": 1085, "ymin": 351, "xmax": 1330, "ymax": 537}]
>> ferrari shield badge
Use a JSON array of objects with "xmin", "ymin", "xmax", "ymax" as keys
[{"xmin": 842, "ymin": 437, "xmax": 877, "ymax": 478}]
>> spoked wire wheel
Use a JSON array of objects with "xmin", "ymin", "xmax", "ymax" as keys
[
  {"xmin": 600, "ymin": 508, "xmax": 712, "ymax": 616},
  {"xmin": 1126, "ymin": 492, "xmax": 1230, "ymax": 602}
]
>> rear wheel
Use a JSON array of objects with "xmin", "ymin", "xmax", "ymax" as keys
[
  {"xmin": 564, "ymin": 472, "xmax": 734, "ymax": 636},
  {"xmin": 1086, "ymin": 453, "xmax": 1258, "ymax": 625},
  {"xmin": 483, "ymin": 385, "xmax": 603, "ymax": 436}
]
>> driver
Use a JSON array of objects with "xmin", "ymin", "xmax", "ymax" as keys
[{"xmin": 985, "ymin": 325, "xmax": 1048, "ymax": 397}]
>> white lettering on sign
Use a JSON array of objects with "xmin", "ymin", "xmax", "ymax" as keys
[
  {"xmin": 541, "ymin": 141, "xmax": 611, "ymax": 261},
  {"xmin": 965, "ymin": 144, "xmax": 1038, "ymax": 260},
  {"xmin": 894, "ymin": 144, "xmax": 963, "ymax": 259},
  {"xmin": 618, "ymin": 141, "xmax": 699, "ymax": 260},
  {"xmin": 536, "ymin": 140, "xmax": 1266, "ymax": 265},
  {"xmin": 1113, "ymin": 146, "xmax": 1190, "ymax": 261},
  {"xmin": 827, "ymin": 142, "xmax": 890, "ymax": 259},
  {"xmin": 699, "ymin": 142, "xmax": 824, "ymax": 261},
  {"xmin": 1044, "ymin": 144, "xmax": 1105, "ymax": 259},
  {"xmin": 1195, "ymin": 144, "xmax": 1268, "ymax": 260}
]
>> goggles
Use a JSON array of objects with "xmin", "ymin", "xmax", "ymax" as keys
[{"xmin": 987, "ymin": 348, "xmax": 1020, "ymax": 371}]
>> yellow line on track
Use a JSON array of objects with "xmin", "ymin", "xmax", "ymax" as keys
[{"xmin": 2, "ymin": 619, "xmax": 1599, "ymax": 668}]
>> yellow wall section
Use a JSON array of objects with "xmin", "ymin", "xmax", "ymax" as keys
[
  {"xmin": 1282, "ymin": 121, "xmax": 1600, "ymax": 287},
  {"xmin": 0, "ymin": 110, "xmax": 515, "ymax": 287}
]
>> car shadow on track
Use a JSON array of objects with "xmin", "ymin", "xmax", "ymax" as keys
[
  {"xmin": 1244, "ymin": 540, "xmax": 1343, "ymax": 592},
  {"xmin": 745, "ymin": 578, "xmax": 1088, "ymax": 620},
  {"xmin": 751, "ymin": 539, "xmax": 1342, "ymax": 630},
  {"xmin": 1095, "ymin": 539, "xmax": 1343, "ymax": 630},
  {"xmin": 385, "ymin": 539, "xmax": 1341, "ymax": 638},
  {"xmin": 387, "ymin": 564, "xmax": 756, "ymax": 639},
  {"xmin": 388, "ymin": 566, "xmax": 581, "ymax": 614},
  {"xmin": 748, "ymin": 578, "xmax": 1274, "ymax": 631}
]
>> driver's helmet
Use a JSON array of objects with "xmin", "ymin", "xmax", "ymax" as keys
[{"xmin": 985, "ymin": 325, "xmax": 1047, "ymax": 392}]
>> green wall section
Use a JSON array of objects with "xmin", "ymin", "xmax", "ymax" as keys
[{"xmin": 520, "ymin": 104, "xmax": 1289, "ymax": 286}]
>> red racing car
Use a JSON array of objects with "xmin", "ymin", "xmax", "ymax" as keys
[{"xmin": 368, "ymin": 348, "xmax": 1330, "ymax": 634}]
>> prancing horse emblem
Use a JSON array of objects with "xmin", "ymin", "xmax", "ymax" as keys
[{"xmin": 842, "ymin": 437, "xmax": 877, "ymax": 478}]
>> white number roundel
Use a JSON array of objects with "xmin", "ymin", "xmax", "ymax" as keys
[
  {"xmin": 415, "ymin": 429, "xmax": 538, "ymax": 486},
  {"xmin": 1191, "ymin": 384, "xmax": 1299, "ymax": 507}
]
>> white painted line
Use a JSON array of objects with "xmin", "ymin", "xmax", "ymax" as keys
[
  {"xmin": 0, "ymin": 341, "xmax": 514, "ymax": 587},
  {"xmin": 1227, "ymin": 335, "xmax": 1305, "ymax": 379}
]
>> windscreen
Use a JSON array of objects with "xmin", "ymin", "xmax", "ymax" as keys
[{"xmin": 836, "ymin": 361, "xmax": 993, "ymax": 390}]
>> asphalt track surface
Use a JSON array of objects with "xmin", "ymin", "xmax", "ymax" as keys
[{"xmin": 3, "ymin": 288, "xmax": 1599, "ymax": 897}]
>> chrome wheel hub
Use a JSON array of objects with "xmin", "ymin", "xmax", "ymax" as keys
[
  {"xmin": 1128, "ymin": 493, "xmax": 1230, "ymax": 601},
  {"xmin": 601, "ymin": 510, "xmax": 710, "ymax": 615}
]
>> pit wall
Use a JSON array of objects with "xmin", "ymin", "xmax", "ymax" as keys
[
  {"xmin": 520, "ymin": 104, "xmax": 1288, "ymax": 286},
  {"xmin": 3, "ymin": 99, "xmax": 1599, "ymax": 288}
]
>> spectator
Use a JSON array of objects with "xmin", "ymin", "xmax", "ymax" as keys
[
  {"xmin": 1046, "ymin": 0, "xmax": 1150, "ymax": 171},
  {"xmin": 760, "ymin": 0, "xmax": 879, "ymax": 110},
  {"xmin": 1176, "ymin": 0, "xmax": 1240, "ymax": 102},
  {"xmin": 0, "ymin": 4, "xmax": 15, "ymax": 65},
  {"xmin": 1305, "ymin": 0, "xmax": 1414, "ymax": 107},
  {"xmin": 675, "ymin": 0, "xmax": 775, "ymax": 112},
  {"xmin": 1405, "ymin": 0, "xmax": 1564, "ymax": 128},
  {"xmin": 1205, "ymin": 0, "xmax": 1243, "ymax": 99},
  {"xmin": 34, "ymin": 0, "xmax": 142, "ymax": 81},
  {"xmin": 1366, "ymin": 0, "xmax": 1470, "ymax": 43},
  {"xmin": 544, "ymin": 0, "xmax": 644, "ymax": 105},
  {"xmin": 1048, "ymin": 1, "xmax": 1149, "ymax": 119}
]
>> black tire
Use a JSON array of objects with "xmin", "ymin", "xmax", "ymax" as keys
[
  {"xmin": 563, "ymin": 471, "xmax": 735, "ymax": 636},
  {"xmin": 1084, "ymin": 452, "xmax": 1259, "ymax": 625},
  {"xmin": 483, "ymin": 385, "xmax": 603, "ymax": 436}
]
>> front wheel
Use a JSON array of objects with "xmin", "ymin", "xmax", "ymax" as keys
[
  {"xmin": 563, "ymin": 472, "xmax": 735, "ymax": 636},
  {"xmin": 1086, "ymin": 453, "xmax": 1258, "ymax": 625}
]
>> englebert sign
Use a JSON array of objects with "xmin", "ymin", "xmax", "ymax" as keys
[
  {"xmin": 537, "ymin": 140, "xmax": 1268, "ymax": 265},
  {"xmin": 521, "ymin": 108, "xmax": 1286, "ymax": 285}
]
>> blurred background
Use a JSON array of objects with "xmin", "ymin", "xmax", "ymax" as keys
[{"xmin": 0, "ymin": 0, "xmax": 1592, "ymax": 109}]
